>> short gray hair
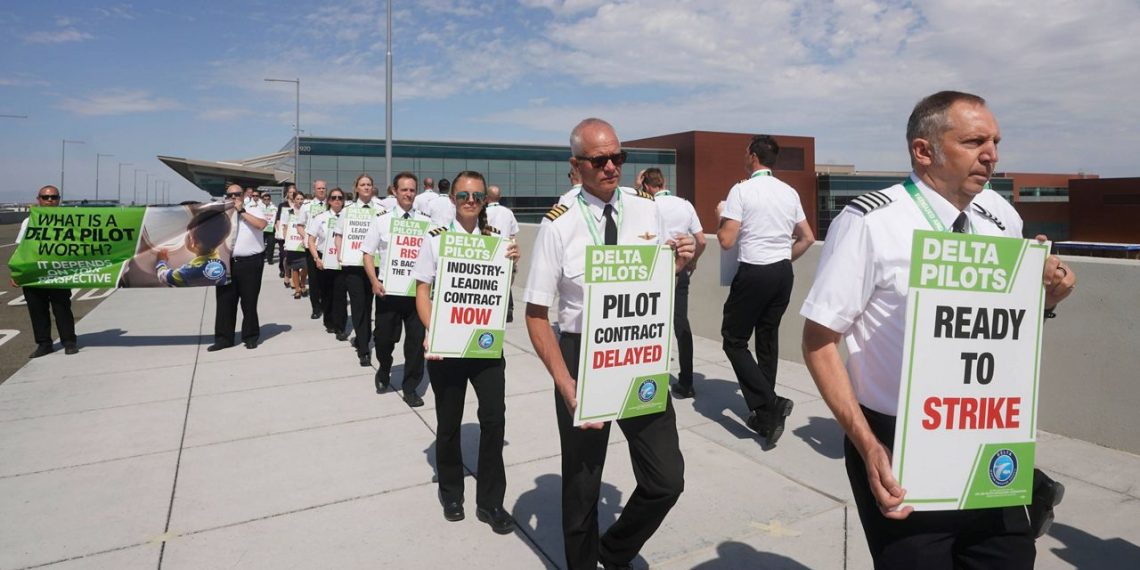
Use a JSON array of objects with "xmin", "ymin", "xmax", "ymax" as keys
[{"xmin": 906, "ymin": 90, "xmax": 986, "ymax": 165}]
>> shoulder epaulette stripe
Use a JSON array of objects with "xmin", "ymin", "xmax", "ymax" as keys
[
  {"xmin": 485, "ymin": 225, "xmax": 501, "ymax": 235},
  {"xmin": 544, "ymin": 204, "xmax": 569, "ymax": 221},
  {"xmin": 847, "ymin": 191, "xmax": 894, "ymax": 215},
  {"xmin": 429, "ymin": 227, "xmax": 446, "ymax": 236},
  {"xmin": 636, "ymin": 189, "xmax": 654, "ymax": 200},
  {"xmin": 972, "ymin": 203, "xmax": 1006, "ymax": 231}
]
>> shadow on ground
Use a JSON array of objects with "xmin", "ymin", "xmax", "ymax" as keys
[
  {"xmin": 791, "ymin": 416, "xmax": 844, "ymax": 459},
  {"xmin": 691, "ymin": 541, "xmax": 811, "ymax": 569},
  {"xmin": 1048, "ymin": 522, "xmax": 1140, "ymax": 569}
]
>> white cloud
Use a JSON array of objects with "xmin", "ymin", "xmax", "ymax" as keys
[
  {"xmin": 198, "ymin": 107, "xmax": 254, "ymax": 121},
  {"xmin": 0, "ymin": 76, "xmax": 49, "ymax": 87},
  {"xmin": 23, "ymin": 28, "xmax": 93, "ymax": 44},
  {"xmin": 58, "ymin": 90, "xmax": 180, "ymax": 116}
]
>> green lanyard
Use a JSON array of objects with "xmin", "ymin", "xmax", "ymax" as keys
[
  {"xmin": 903, "ymin": 178, "xmax": 970, "ymax": 233},
  {"xmin": 655, "ymin": 190, "xmax": 672, "ymax": 197},
  {"xmin": 750, "ymin": 169, "xmax": 773, "ymax": 178},
  {"xmin": 577, "ymin": 191, "xmax": 623, "ymax": 246}
]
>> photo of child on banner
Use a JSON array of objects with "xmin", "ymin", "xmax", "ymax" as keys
[{"xmin": 119, "ymin": 202, "xmax": 236, "ymax": 288}]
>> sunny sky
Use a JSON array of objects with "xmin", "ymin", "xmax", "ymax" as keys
[{"xmin": 2, "ymin": 0, "xmax": 1137, "ymax": 204}]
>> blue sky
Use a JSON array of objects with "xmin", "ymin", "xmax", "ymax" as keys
[{"xmin": 2, "ymin": 0, "xmax": 1137, "ymax": 204}]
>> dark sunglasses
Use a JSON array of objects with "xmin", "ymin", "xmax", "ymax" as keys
[
  {"xmin": 38, "ymin": 194, "xmax": 61, "ymax": 201},
  {"xmin": 225, "ymin": 192, "xmax": 242, "ymax": 198},
  {"xmin": 328, "ymin": 195, "xmax": 345, "ymax": 201},
  {"xmin": 454, "ymin": 191, "xmax": 486, "ymax": 203},
  {"xmin": 575, "ymin": 151, "xmax": 627, "ymax": 169}
]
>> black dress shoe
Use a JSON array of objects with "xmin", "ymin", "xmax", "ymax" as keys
[
  {"xmin": 310, "ymin": 310, "xmax": 321, "ymax": 319},
  {"xmin": 374, "ymin": 369, "xmax": 390, "ymax": 393},
  {"xmin": 244, "ymin": 339, "xmax": 258, "ymax": 350},
  {"xmin": 206, "ymin": 342, "xmax": 232, "ymax": 352},
  {"xmin": 335, "ymin": 332, "xmax": 350, "ymax": 342},
  {"xmin": 325, "ymin": 326, "xmax": 336, "ymax": 334},
  {"xmin": 279, "ymin": 270, "xmax": 285, "ymax": 278},
  {"xmin": 29, "ymin": 344, "xmax": 54, "ymax": 358},
  {"xmin": 403, "ymin": 392, "xmax": 424, "ymax": 408},
  {"xmin": 63, "ymin": 344, "xmax": 79, "ymax": 355},
  {"xmin": 760, "ymin": 396, "xmax": 795, "ymax": 445},
  {"xmin": 475, "ymin": 506, "xmax": 515, "ymax": 534},
  {"xmin": 359, "ymin": 353, "xmax": 371, "ymax": 367},
  {"xmin": 671, "ymin": 383, "xmax": 695, "ymax": 399},
  {"xmin": 1030, "ymin": 469, "xmax": 1065, "ymax": 538},
  {"xmin": 442, "ymin": 500, "xmax": 464, "ymax": 522}
]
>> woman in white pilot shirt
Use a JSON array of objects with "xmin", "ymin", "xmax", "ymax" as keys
[{"xmin": 411, "ymin": 170, "xmax": 520, "ymax": 535}]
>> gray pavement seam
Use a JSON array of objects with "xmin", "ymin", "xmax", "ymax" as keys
[
  {"xmin": 0, "ymin": 396, "xmax": 189, "ymax": 423},
  {"xmin": 13, "ymin": 541, "xmax": 152, "ymax": 570},
  {"xmin": 188, "ymin": 371, "xmax": 376, "ymax": 398},
  {"xmin": 0, "ymin": 449, "xmax": 178, "ymax": 480},
  {"xmin": 157, "ymin": 288, "xmax": 209, "ymax": 569}
]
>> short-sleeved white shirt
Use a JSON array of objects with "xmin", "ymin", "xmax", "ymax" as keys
[
  {"xmin": 378, "ymin": 195, "xmax": 397, "ymax": 211},
  {"xmin": 524, "ymin": 187, "xmax": 666, "ymax": 334},
  {"xmin": 232, "ymin": 203, "xmax": 270, "ymax": 257},
  {"xmin": 412, "ymin": 190, "xmax": 441, "ymax": 214},
  {"xmin": 653, "ymin": 191, "xmax": 702, "ymax": 239},
  {"xmin": 360, "ymin": 205, "xmax": 431, "ymax": 276},
  {"xmin": 485, "ymin": 203, "xmax": 520, "ymax": 238},
  {"xmin": 426, "ymin": 197, "xmax": 456, "ymax": 226},
  {"xmin": 305, "ymin": 209, "xmax": 342, "ymax": 252},
  {"xmin": 721, "ymin": 170, "xmax": 806, "ymax": 265},
  {"xmin": 296, "ymin": 199, "xmax": 327, "ymax": 229},
  {"xmin": 800, "ymin": 174, "xmax": 1024, "ymax": 416}
]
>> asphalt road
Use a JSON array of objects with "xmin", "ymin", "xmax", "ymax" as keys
[{"xmin": 0, "ymin": 221, "xmax": 114, "ymax": 385}]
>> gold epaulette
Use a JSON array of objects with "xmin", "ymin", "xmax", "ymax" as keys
[
  {"xmin": 635, "ymin": 189, "xmax": 654, "ymax": 200},
  {"xmin": 429, "ymin": 226, "xmax": 447, "ymax": 236},
  {"xmin": 544, "ymin": 204, "xmax": 569, "ymax": 221},
  {"xmin": 485, "ymin": 225, "xmax": 501, "ymax": 235}
]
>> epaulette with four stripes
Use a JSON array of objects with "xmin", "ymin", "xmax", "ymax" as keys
[
  {"xmin": 544, "ymin": 204, "xmax": 569, "ymax": 222},
  {"xmin": 972, "ymin": 203, "xmax": 1006, "ymax": 231},
  {"xmin": 846, "ymin": 191, "xmax": 893, "ymax": 215},
  {"xmin": 429, "ymin": 226, "xmax": 447, "ymax": 236},
  {"xmin": 485, "ymin": 225, "xmax": 501, "ymax": 235},
  {"xmin": 635, "ymin": 189, "xmax": 654, "ymax": 200}
]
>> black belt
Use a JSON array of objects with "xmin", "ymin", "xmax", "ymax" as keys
[{"xmin": 232, "ymin": 253, "xmax": 264, "ymax": 262}]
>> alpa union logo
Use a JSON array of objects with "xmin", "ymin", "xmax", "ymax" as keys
[
  {"xmin": 637, "ymin": 379, "xmax": 657, "ymax": 403},
  {"xmin": 477, "ymin": 332, "xmax": 495, "ymax": 350},
  {"xmin": 988, "ymin": 449, "xmax": 1018, "ymax": 487}
]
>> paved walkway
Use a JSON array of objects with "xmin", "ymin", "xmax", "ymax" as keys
[{"xmin": 1, "ymin": 272, "xmax": 1138, "ymax": 569}]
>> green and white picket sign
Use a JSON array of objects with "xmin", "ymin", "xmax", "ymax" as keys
[
  {"xmin": 426, "ymin": 232, "xmax": 512, "ymax": 358},
  {"xmin": 321, "ymin": 215, "xmax": 342, "ymax": 271},
  {"xmin": 381, "ymin": 217, "xmax": 432, "ymax": 296},
  {"xmin": 338, "ymin": 205, "xmax": 380, "ymax": 267},
  {"xmin": 284, "ymin": 211, "xmax": 306, "ymax": 252},
  {"xmin": 575, "ymin": 245, "xmax": 674, "ymax": 425},
  {"xmin": 892, "ymin": 230, "xmax": 1049, "ymax": 511}
]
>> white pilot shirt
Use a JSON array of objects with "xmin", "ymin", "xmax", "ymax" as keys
[
  {"xmin": 524, "ymin": 187, "xmax": 667, "ymax": 334},
  {"xmin": 296, "ymin": 199, "xmax": 328, "ymax": 229},
  {"xmin": 412, "ymin": 190, "xmax": 440, "ymax": 214},
  {"xmin": 361, "ymin": 205, "xmax": 431, "ymax": 275},
  {"xmin": 378, "ymin": 195, "xmax": 398, "ymax": 211},
  {"xmin": 722, "ymin": 169, "xmax": 806, "ymax": 265},
  {"xmin": 800, "ymin": 174, "xmax": 1024, "ymax": 416},
  {"xmin": 653, "ymin": 190, "xmax": 703, "ymax": 240},
  {"xmin": 485, "ymin": 202, "xmax": 520, "ymax": 237},
  {"xmin": 306, "ymin": 209, "xmax": 341, "ymax": 253},
  {"xmin": 427, "ymin": 196, "xmax": 456, "ymax": 226},
  {"xmin": 232, "ymin": 203, "xmax": 270, "ymax": 257}
]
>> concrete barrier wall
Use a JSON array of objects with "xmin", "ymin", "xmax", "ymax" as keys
[{"xmin": 515, "ymin": 223, "xmax": 1140, "ymax": 455}]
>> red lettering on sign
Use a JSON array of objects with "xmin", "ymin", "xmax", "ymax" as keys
[
  {"xmin": 591, "ymin": 344, "xmax": 663, "ymax": 369},
  {"xmin": 450, "ymin": 306, "xmax": 491, "ymax": 325},
  {"xmin": 921, "ymin": 396, "xmax": 1021, "ymax": 430}
]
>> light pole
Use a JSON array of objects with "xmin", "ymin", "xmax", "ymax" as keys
[
  {"xmin": 145, "ymin": 173, "xmax": 151, "ymax": 205},
  {"xmin": 264, "ymin": 77, "xmax": 300, "ymax": 189},
  {"xmin": 134, "ymin": 169, "xmax": 145, "ymax": 205},
  {"xmin": 95, "ymin": 153, "xmax": 114, "ymax": 201},
  {"xmin": 385, "ymin": 0, "xmax": 393, "ymax": 188},
  {"xmin": 118, "ymin": 162, "xmax": 132, "ymax": 204},
  {"xmin": 61, "ymin": 139, "xmax": 86, "ymax": 196}
]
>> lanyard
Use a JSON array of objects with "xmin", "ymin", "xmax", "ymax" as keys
[
  {"xmin": 902, "ymin": 178, "xmax": 971, "ymax": 233},
  {"xmin": 576, "ymin": 191, "xmax": 623, "ymax": 246},
  {"xmin": 655, "ymin": 190, "xmax": 672, "ymax": 197},
  {"xmin": 750, "ymin": 169, "xmax": 773, "ymax": 178}
]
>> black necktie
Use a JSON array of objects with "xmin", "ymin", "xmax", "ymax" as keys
[
  {"xmin": 402, "ymin": 212, "xmax": 410, "ymax": 219},
  {"xmin": 603, "ymin": 204, "xmax": 617, "ymax": 245},
  {"xmin": 952, "ymin": 212, "xmax": 968, "ymax": 234}
]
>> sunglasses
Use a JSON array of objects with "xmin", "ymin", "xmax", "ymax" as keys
[
  {"xmin": 225, "ymin": 192, "xmax": 242, "ymax": 198},
  {"xmin": 575, "ymin": 151, "xmax": 627, "ymax": 169},
  {"xmin": 454, "ymin": 191, "xmax": 486, "ymax": 203},
  {"xmin": 38, "ymin": 194, "xmax": 61, "ymax": 201},
  {"xmin": 328, "ymin": 195, "xmax": 345, "ymax": 201}
]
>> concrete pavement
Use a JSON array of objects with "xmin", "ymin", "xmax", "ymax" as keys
[{"xmin": 1, "ymin": 270, "xmax": 1138, "ymax": 569}]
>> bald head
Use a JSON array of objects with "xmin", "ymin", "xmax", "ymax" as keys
[
  {"xmin": 487, "ymin": 185, "xmax": 502, "ymax": 203},
  {"xmin": 570, "ymin": 117, "xmax": 617, "ymax": 156}
]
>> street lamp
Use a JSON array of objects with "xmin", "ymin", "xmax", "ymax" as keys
[
  {"xmin": 134, "ymin": 169, "xmax": 145, "ymax": 205},
  {"xmin": 118, "ymin": 162, "xmax": 132, "ymax": 204},
  {"xmin": 61, "ymin": 139, "xmax": 86, "ymax": 196},
  {"xmin": 95, "ymin": 153, "xmax": 114, "ymax": 201},
  {"xmin": 145, "ymin": 173, "xmax": 151, "ymax": 205},
  {"xmin": 264, "ymin": 77, "xmax": 300, "ymax": 189}
]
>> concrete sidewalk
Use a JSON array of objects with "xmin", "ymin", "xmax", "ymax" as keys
[{"xmin": 1, "ymin": 272, "xmax": 1138, "ymax": 569}]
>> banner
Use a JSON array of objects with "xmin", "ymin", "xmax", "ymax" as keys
[
  {"xmin": 10, "ymin": 204, "xmax": 238, "ymax": 288},
  {"xmin": 381, "ymin": 217, "xmax": 432, "ymax": 296},
  {"xmin": 426, "ymin": 232, "xmax": 512, "ymax": 358},
  {"xmin": 892, "ymin": 230, "xmax": 1048, "ymax": 511},
  {"xmin": 574, "ymin": 245, "xmax": 674, "ymax": 425}
]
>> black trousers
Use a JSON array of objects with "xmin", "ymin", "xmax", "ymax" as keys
[
  {"xmin": 276, "ymin": 239, "xmax": 286, "ymax": 273},
  {"xmin": 556, "ymin": 333, "xmax": 685, "ymax": 570},
  {"xmin": 214, "ymin": 253, "xmax": 264, "ymax": 345},
  {"xmin": 374, "ymin": 294, "xmax": 425, "ymax": 394},
  {"xmin": 342, "ymin": 266, "xmax": 374, "ymax": 355},
  {"xmin": 23, "ymin": 287, "xmax": 76, "ymax": 347},
  {"xmin": 674, "ymin": 269, "xmax": 694, "ymax": 387},
  {"xmin": 427, "ymin": 357, "xmax": 507, "ymax": 509},
  {"xmin": 721, "ymin": 260, "xmax": 793, "ymax": 411},
  {"xmin": 263, "ymin": 233, "xmax": 276, "ymax": 264},
  {"xmin": 847, "ymin": 406, "xmax": 1034, "ymax": 569},
  {"xmin": 305, "ymin": 251, "xmax": 322, "ymax": 313},
  {"xmin": 318, "ymin": 264, "xmax": 346, "ymax": 332}
]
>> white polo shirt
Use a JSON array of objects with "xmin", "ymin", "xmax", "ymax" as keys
[
  {"xmin": 485, "ymin": 202, "xmax": 520, "ymax": 238},
  {"xmin": 524, "ymin": 187, "xmax": 666, "ymax": 334},
  {"xmin": 721, "ymin": 169, "xmax": 806, "ymax": 265},
  {"xmin": 360, "ymin": 205, "xmax": 431, "ymax": 274},
  {"xmin": 232, "ymin": 203, "xmax": 270, "ymax": 257},
  {"xmin": 800, "ymin": 174, "xmax": 1023, "ymax": 416},
  {"xmin": 653, "ymin": 190, "xmax": 702, "ymax": 240}
]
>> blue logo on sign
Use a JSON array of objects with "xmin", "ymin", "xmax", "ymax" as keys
[
  {"xmin": 477, "ymin": 332, "xmax": 495, "ymax": 349},
  {"xmin": 988, "ymin": 449, "xmax": 1018, "ymax": 487},
  {"xmin": 203, "ymin": 260, "xmax": 226, "ymax": 281},
  {"xmin": 637, "ymin": 379, "xmax": 657, "ymax": 403}
]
